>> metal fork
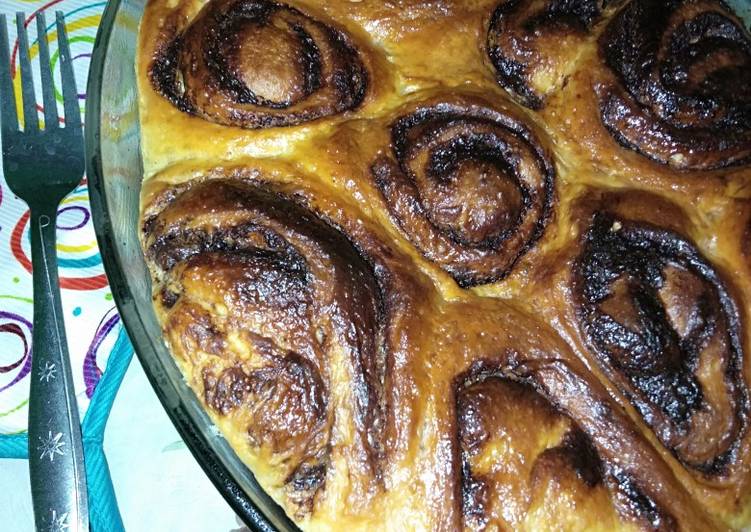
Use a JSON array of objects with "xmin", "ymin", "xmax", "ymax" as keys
[{"xmin": 0, "ymin": 11, "xmax": 88, "ymax": 532}]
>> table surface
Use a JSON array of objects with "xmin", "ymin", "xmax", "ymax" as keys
[{"xmin": 1, "ymin": 358, "xmax": 244, "ymax": 531}]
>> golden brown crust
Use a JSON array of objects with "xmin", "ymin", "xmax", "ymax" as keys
[{"xmin": 137, "ymin": 0, "xmax": 751, "ymax": 529}]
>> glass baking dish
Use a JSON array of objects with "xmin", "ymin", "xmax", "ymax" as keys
[{"xmin": 85, "ymin": 0, "xmax": 751, "ymax": 530}]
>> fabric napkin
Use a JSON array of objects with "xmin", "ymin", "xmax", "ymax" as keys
[{"xmin": 0, "ymin": 1, "xmax": 133, "ymax": 529}]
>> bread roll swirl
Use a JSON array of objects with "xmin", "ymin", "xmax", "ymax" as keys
[
  {"xmin": 149, "ymin": 0, "xmax": 367, "ymax": 128},
  {"xmin": 574, "ymin": 211, "xmax": 748, "ymax": 476},
  {"xmin": 597, "ymin": 0, "xmax": 751, "ymax": 170},
  {"xmin": 372, "ymin": 99, "xmax": 554, "ymax": 286}
]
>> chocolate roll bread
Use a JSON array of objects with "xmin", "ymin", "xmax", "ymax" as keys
[{"xmin": 137, "ymin": 0, "xmax": 751, "ymax": 529}]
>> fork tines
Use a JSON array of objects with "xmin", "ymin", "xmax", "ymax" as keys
[{"xmin": 0, "ymin": 11, "xmax": 81, "ymax": 134}]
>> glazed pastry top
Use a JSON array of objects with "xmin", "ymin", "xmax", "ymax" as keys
[{"xmin": 137, "ymin": 0, "xmax": 751, "ymax": 529}]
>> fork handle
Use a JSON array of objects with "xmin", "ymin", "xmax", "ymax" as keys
[{"xmin": 27, "ymin": 208, "xmax": 89, "ymax": 532}]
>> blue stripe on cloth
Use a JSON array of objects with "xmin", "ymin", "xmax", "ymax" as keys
[
  {"xmin": 0, "ymin": 433, "xmax": 27, "ymax": 458},
  {"xmin": 0, "ymin": 325, "xmax": 133, "ymax": 532},
  {"xmin": 58, "ymin": 253, "xmax": 103, "ymax": 269}
]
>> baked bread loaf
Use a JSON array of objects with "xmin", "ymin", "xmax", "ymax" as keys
[{"xmin": 136, "ymin": 0, "xmax": 751, "ymax": 529}]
